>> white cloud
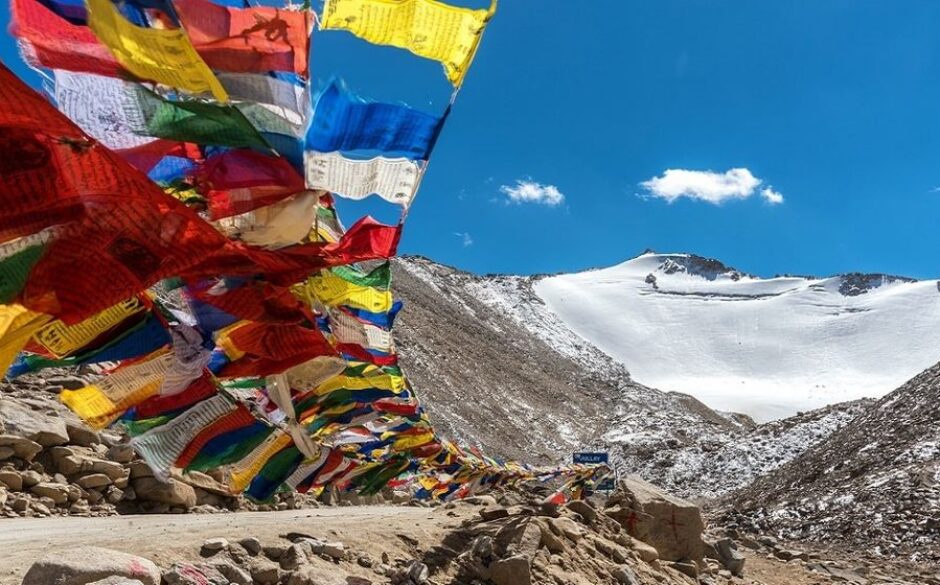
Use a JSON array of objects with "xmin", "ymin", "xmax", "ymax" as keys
[
  {"xmin": 499, "ymin": 179, "xmax": 565, "ymax": 206},
  {"xmin": 640, "ymin": 168, "xmax": 782, "ymax": 205},
  {"xmin": 760, "ymin": 186, "xmax": 785, "ymax": 205},
  {"xmin": 454, "ymin": 232, "xmax": 473, "ymax": 247}
]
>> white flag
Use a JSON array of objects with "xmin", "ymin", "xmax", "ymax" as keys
[
  {"xmin": 53, "ymin": 71, "xmax": 153, "ymax": 150},
  {"xmin": 304, "ymin": 151, "xmax": 422, "ymax": 206}
]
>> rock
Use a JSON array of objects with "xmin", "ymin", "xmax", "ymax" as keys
[
  {"xmin": 407, "ymin": 560, "xmax": 429, "ymax": 584},
  {"xmin": 507, "ymin": 521, "xmax": 542, "ymax": 558},
  {"xmin": 0, "ymin": 488, "xmax": 6, "ymax": 507},
  {"xmin": 201, "ymin": 537, "xmax": 229, "ymax": 553},
  {"xmin": 11, "ymin": 494, "xmax": 29, "ymax": 512},
  {"xmin": 550, "ymin": 516, "xmax": 585, "ymax": 542},
  {"xmin": 128, "ymin": 462, "xmax": 154, "ymax": 480},
  {"xmin": 279, "ymin": 543, "xmax": 309, "ymax": 570},
  {"xmin": 480, "ymin": 506, "xmax": 510, "ymax": 521},
  {"xmin": 667, "ymin": 560, "xmax": 698, "ymax": 579},
  {"xmin": 714, "ymin": 538, "xmax": 745, "ymax": 576},
  {"xmin": 464, "ymin": 494, "xmax": 498, "ymax": 506},
  {"xmin": 106, "ymin": 445, "xmax": 136, "ymax": 464},
  {"xmin": 132, "ymin": 477, "xmax": 196, "ymax": 509},
  {"xmin": 163, "ymin": 563, "xmax": 228, "ymax": 585},
  {"xmin": 76, "ymin": 474, "xmax": 112, "ymax": 489},
  {"xmin": 238, "ymin": 537, "xmax": 263, "ymax": 555},
  {"xmin": 263, "ymin": 544, "xmax": 289, "ymax": 560},
  {"xmin": 537, "ymin": 520, "xmax": 566, "ymax": 553},
  {"xmin": 0, "ymin": 468, "xmax": 23, "ymax": 491},
  {"xmin": 611, "ymin": 565, "xmax": 640, "ymax": 585},
  {"xmin": 606, "ymin": 476, "xmax": 706, "ymax": 562},
  {"xmin": 30, "ymin": 482, "xmax": 70, "ymax": 505},
  {"xmin": 320, "ymin": 541, "xmax": 345, "ymax": 560},
  {"xmin": 0, "ymin": 434, "xmax": 42, "ymax": 460},
  {"xmin": 86, "ymin": 579, "xmax": 145, "ymax": 585},
  {"xmin": 775, "ymin": 549, "xmax": 809, "ymax": 562},
  {"xmin": 69, "ymin": 501, "xmax": 90, "ymax": 515},
  {"xmin": 489, "ymin": 555, "xmax": 531, "ymax": 585},
  {"xmin": 248, "ymin": 559, "xmax": 281, "ymax": 585},
  {"xmin": 628, "ymin": 536, "xmax": 659, "ymax": 564},
  {"xmin": 211, "ymin": 561, "xmax": 251, "ymax": 585},
  {"xmin": 22, "ymin": 546, "xmax": 160, "ymax": 585},
  {"xmin": 566, "ymin": 499, "xmax": 597, "ymax": 523},
  {"xmin": 21, "ymin": 469, "xmax": 41, "ymax": 488},
  {"xmin": 0, "ymin": 398, "xmax": 69, "ymax": 446},
  {"xmin": 65, "ymin": 421, "xmax": 100, "ymax": 447}
]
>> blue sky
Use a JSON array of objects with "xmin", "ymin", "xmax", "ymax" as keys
[{"xmin": 3, "ymin": 1, "xmax": 940, "ymax": 278}]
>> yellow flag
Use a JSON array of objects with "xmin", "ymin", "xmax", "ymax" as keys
[
  {"xmin": 299, "ymin": 270, "xmax": 393, "ymax": 313},
  {"xmin": 60, "ymin": 350, "xmax": 171, "ymax": 428},
  {"xmin": 0, "ymin": 304, "xmax": 51, "ymax": 375},
  {"xmin": 321, "ymin": 0, "xmax": 497, "ymax": 87},
  {"xmin": 33, "ymin": 297, "xmax": 143, "ymax": 358},
  {"xmin": 228, "ymin": 430, "xmax": 293, "ymax": 492},
  {"xmin": 86, "ymin": 0, "xmax": 228, "ymax": 101}
]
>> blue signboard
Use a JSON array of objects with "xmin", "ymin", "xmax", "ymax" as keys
[{"xmin": 573, "ymin": 452, "xmax": 609, "ymax": 465}]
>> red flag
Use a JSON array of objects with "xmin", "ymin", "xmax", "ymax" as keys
[
  {"xmin": 175, "ymin": 0, "xmax": 311, "ymax": 77},
  {"xmin": 115, "ymin": 140, "xmax": 202, "ymax": 174},
  {"xmin": 190, "ymin": 150, "xmax": 305, "ymax": 220},
  {"xmin": 10, "ymin": 0, "xmax": 122, "ymax": 77},
  {"xmin": 218, "ymin": 321, "xmax": 336, "ymax": 378},
  {"xmin": 0, "ymin": 63, "xmax": 227, "ymax": 323},
  {"xmin": 185, "ymin": 216, "xmax": 402, "ymax": 284}
]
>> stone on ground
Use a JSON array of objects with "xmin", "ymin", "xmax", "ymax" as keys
[{"xmin": 22, "ymin": 546, "xmax": 161, "ymax": 585}]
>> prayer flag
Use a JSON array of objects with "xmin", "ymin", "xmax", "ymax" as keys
[
  {"xmin": 304, "ymin": 151, "xmax": 422, "ymax": 206},
  {"xmin": 320, "ymin": 0, "xmax": 496, "ymax": 87},
  {"xmin": 86, "ymin": 0, "xmax": 228, "ymax": 101}
]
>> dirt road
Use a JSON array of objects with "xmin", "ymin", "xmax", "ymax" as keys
[{"xmin": 2, "ymin": 506, "xmax": 440, "ymax": 585}]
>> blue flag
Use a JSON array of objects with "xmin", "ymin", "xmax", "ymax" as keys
[{"xmin": 306, "ymin": 81, "xmax": 445, "ymax": 160}]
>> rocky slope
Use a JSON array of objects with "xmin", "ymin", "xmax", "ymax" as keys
[
  {"xmin": 393, "ymin": 257, "xmax": 869, "ymax": 500},
  {"xmin": 392, "ymin": 257, "xmax": 746, "ymax": 468},
  {"xmin": 724, "ymin": 361, "xmax": 940, "ymax": 562}
]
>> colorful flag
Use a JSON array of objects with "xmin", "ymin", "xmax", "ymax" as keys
[
  {"xmin": 0, "ymin": 63, "xmax": 227, "ymax": 323},
  {"xmin": 175, "ymin": 0, "xmax": 311, "ymax": 78},
  {"xmin": 192, "ymin": 150, "xmax": 306, "ymax": 220},
  {"xmin": 306, "ymin": 81, "xmax": 444, "ymax": 159},
  {"xmin": 320, "ymin": 0, "xmax": 497, "ymax": 87},
  {"xmin": 53, "ymin": 71, "xmax": 153, "ymax": 150},
  {"xmin": 10, "ymin": 0, "xmax": 122, "ymax": 77},
  {"xmin": 86, "ymin": 0, "xmax": 228, "ymax": 101},
  {"xmin": 305, "ymin": 151, "xmax": 422, "ymax": 206},
  {"xmin": 124, "ymin": 86, "xmax": 269, "ymax": 150}
]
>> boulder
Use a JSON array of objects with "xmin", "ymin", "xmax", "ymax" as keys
[
  {"xmin": 550, "ymin": 516, "xmax": 585, "ymax": 542},
  {"xmin": 65, "ymin": 421, "xmax": 100, "ymax": 448},
  {"xmin": 238, "ymin": 537, "xmax": 263, "ymax": 556},
  {"xmin": 565, "ymin": 499, "xmax": 597, "ymax": 523},
  {"xmin": 163, "ymin": 563, "xmax": 228, "ymax": 585},
  {"xmin": 248, "ymin": 559, "xmax": 281, "ymax": 585},
  {"xmin": 606, "ymin": 475, "xmax": 705, "ymax": 562},
  {"xmin": 106, "ymin": 445, "xmax": 136, "ymax": 464},
  {"xmin": 0, "ymin": 434, "xmax": 42, "ymax": 460},
  {"xmin": 0, "ymin": 398, "xmax": 69, "ymax": 446},
  {"xmin": 21, "ymin": 469, "xmax": 42, "ymax": 488},
  {"xmin": 407, "ymin": 560, "xmax": 429, "ymax": 584},
  {"xmin": 489, "ymin": 555, "xmax": 531, "ymax": 585},
  {"xmin": 0, "ymin": 468, "xmax": 23, "ymax": 491},
  {"xmin": 22, "ymin": 546, "xmax": 161, "ymax": 585},
  {"xmin": 210, "ymin": 561, "xmax": 251, "ymax": 585},
  {"xmin": 86, "ymin": 578, "xmax": 145, "ymax": 585},
  {"xmin": 480, "ymin": 507, "xmax": 509, "ymax": 521},
  {"xmin": 201, "ymin": 537, "xmax": 229, "ymax": 553},
  {"xmin": 0, "ymin": 445, "xmax": 14, "ymax": 460},
  {"xmin": 714, "ymin": 538, "xmax": 746, "ymax": 576},
  {"xmin": 30, "ymin": 482, "xmax": 70, "ymax": 505},
  {"xmin": 611, "ymin": 565, "xmax": 640, "ymax": 585},
  {"xmin": 76, "ymin": 474, "xmax": 112, "ymax": 489},
  {"xmin": 132, "ymin": 477, "xmax": 197, "ymax": 509}
]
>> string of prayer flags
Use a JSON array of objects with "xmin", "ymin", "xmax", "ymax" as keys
[
  {"xmin": 320, "ymin": 0, "xmax": 497, "ymax": 88},
  {"xmin": 85, "ymin": 0, "xmax": 228, "ymax": 101}
]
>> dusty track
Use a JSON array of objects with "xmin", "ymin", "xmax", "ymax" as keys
[{"xmin": 1, "ymin": 506, "xmax": 437, "ymax": 585}]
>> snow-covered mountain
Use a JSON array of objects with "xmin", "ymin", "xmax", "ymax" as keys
[
  {"xmin": 392, "ymin": 256, "xmax": 870, "ymax": 499},
  {"xmin": 535, "ymin": 252, "xmax": 940, "ymax": 421}
]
